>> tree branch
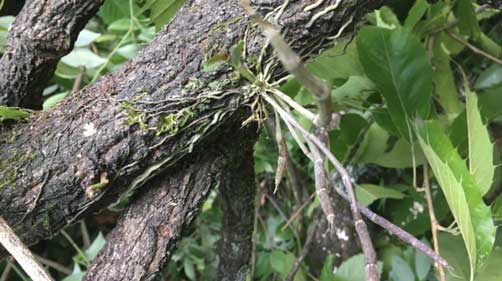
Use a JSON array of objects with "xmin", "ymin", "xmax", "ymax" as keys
[
  {"xmin": 83, "ymin": 149, "xmax": 227, "ymax": 280},
  {"xmin": 0, "ymin": 0, "xmax": 103, "ymax": 107},
  {"xmin": 0, "ymin": 0, "xmax": 382, "ymax": 257},
  {"xmin": 217, "ymin": 129, "xmax": 256, "ymax": 281}
]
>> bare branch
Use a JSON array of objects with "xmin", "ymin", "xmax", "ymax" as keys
[{"xmin": 0, "ymin": 0, "xmax": 103, "ymax": 107}]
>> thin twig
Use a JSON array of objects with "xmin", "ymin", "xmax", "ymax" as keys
[
  {"xmin": 423, "ymin": 164, "xmax": 446, "ymax": 280},
  {"xmin": 264, "ymin": 193, "xmax": 302, "ymax": 251},
  {"xmin": 61, "ymin": 230, "xmax": 91, "ymax": 267},
  {"xmin": 267, "ymin": 92, "xmax": 449, "ymax": 270},
  {"xmin": 0, "ymin": 217, "xmax": 54, "ymax": 281},
  {"xmin": 282, "ymin": 192, "xmax": 316, "ymax": 232},
  {"xmin": 267, "ymin": 116, "xmax": 304, "ymax": 205},
  {"xmin": 35, "ymin": 255, "xmax": 72, "ymax": 275},
  {"xmin": 332, "ymin": 183, "xmax": 450, "ymax": 268},
  {"xmin": 71, "ymin": 66, "xmax": 85, "ymax": 94},
  {"xmin": 309, "ymin": 142, "xmax": 335, "ymax": 228},
  {"xmin": 250, "ymin": 182, "xmax": 263, "ymax": 278},
  {"xmin": 274, "ymin": 110, "xmax": 288, "ymax": 192},
  {"xmin": 263, "ymin": 92, "xmax": 379, "ymax": 280},
  {"xmin": 446, "ymin": 31, "xmax": 502, "ymax": 65}
]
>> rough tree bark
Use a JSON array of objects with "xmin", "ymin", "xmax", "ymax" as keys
[
  {"xmin": 216, "ymin": 133, "xmax": 256, "ymax": 281},
  {"xmin": 0, "ymin": 0, "xmax": 103, "ymax": 108},
  {"xmin": 0, "ymin": 0, "xmax": 382, "ymax": 257},
  {"xmin": 82, "ymin": 126, "xmax": 252, "ymax": 280}
]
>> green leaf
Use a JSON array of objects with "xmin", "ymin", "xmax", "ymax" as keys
[
  {"xmin": 74, "ymin": 29, "xmax": 101, "ymax": 47},
  {"xmin": 62, "ymin": 48, "xmax": 106, "ymax": 69},
  {"xmin": 334, "ymin": 254, "xmax": 382, "ymax": 281},
  {"xmin": 374, "ymin": 6, "xmax": 401, "ymax": 29},
  {"xmin": 454, "ymin": 0, "xmax": 481, "ymax": 40},
  {"xmin": 478, "ymin": 86, "xmax": 502, "ymax": 121},
  {"xmin": 320, "ymin": 255, "xmax": 335, "ymax": 281},
  {"xmin": 202, "ymin": 53, "xmax": 229, "ymax": 72},
  {"xmin": 353, "ymin": 123, "xmax": 424, "ymax": 168},
  {"xmin": 414, "ymin": 241, "xmax": 432, "ymax": 281},
  {"xmin": 476, "ymin": 241, "xmax": 502, "ymax": 281},
  {"xmin": 270, "ymin": 250, "xmax": 295, "ymax": 279},
  {"xmin": 183, "ymin": 258, "xmax": 196, "ymax": 280},
  {"xmin": 431, "ymin": 32, "xmax": 463, "ymax": 114},
  {"xmin": 117, "ymin": 44, "xmax": 140, "ymax": 59},
  {"xmin": 140, "ymin": 0, "xmax": 187, "ymax": 30},
  {"xmin": 355, "ymin": 184, "xmax": 405, "ymax": 206},
  {"xmin": 372, "ymin": 107, "xmax": 400, "ymax": 137},
  {"xmin": 329, "ymin": 113, "xmax": 368, "ymax": 161},
  {"xmin": 389, "ymin": 256, "xmax": 414, "ymax": 281},
  {"xmin": 62, "ymin": 264, "xmax": 85, "ymax": 281},
  {"xmin": 357, "ymin": 27, "xmax": 433, "ymax": 140},
  {"xmin": 0, "ymin": 106, "xmax": 30, "ymax": 121},
  {"xmin": 466, "ymin": 87, "xmax": 494, "ymax": 195},
  {"xmin": 307, "ymin": 39, "xmax": 364, "ymax": 81},
  {"xmin": 43, "ymin": 92, "xmax": 69, "ymax": 111},
  {"xmin": 492, "ymin": 196, "xmax": 502, "ymax": 221},
  {"xmin": 331, "ymin": 76, "xmax": 376, "ymax": 110},
  {"xmin": 98, "ymin": 0, "xmax": 136, "ymax": 25},
  {"xmin": 475, "ymin": 64, "xmax": 502, "ymax": 90},
  {"xmin": 108, "ymin": 18, "xmax": 132, "ymax": 31},
  {"xmin": 404, "ymin": 0, "xmax": 429, "ymax": 31},
  {"xmin": 438, "ymin": 232, "xmax": 474, "ymax": 280},
  {"xmin": 84, "ymin": 232, "xmax": 107, "ymax": 261},
  {"xmin": 416, "ymin": 121, "xmax": 495, "ymax": 278}
]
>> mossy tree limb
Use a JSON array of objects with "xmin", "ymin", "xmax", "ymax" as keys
[{"xmin": 0, "ymin": 0, "xmax": 384, "ymax": 258}]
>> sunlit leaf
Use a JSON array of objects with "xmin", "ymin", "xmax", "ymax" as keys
[
  {"xmin": 417, "ymin": 121, "xmax": 495, "ymax": 278},
  {"xmin": 43, "ymin": 92, "xmax": 69, "ymax": 111},
  {"xmin": 0, "ymin": 106, "xmax": 30, "ymax": 121},
  {"xmin": 74, "ymin": 29, "xmax": 101, "ymax": 47},
  {"xmin": 466, "ymin": 87, "xmax": 494, "ymax": 195},
  {"xmin": 475, "ymin": 64, "xmax": 502, "ymax": 90},
  {"xmin": 404, "ymin": 0, "xmax": 429, "ymax": 31},
  {"xmin": 356, "ymin": 184, "xmax": 405, "ymax": 206},
  {"xmin": 62, "ymin": 48, "xmax": 106, "ymax": 69}
]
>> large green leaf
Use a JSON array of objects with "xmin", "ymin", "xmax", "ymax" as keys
[
  {"xmin": 357, "ymin": 27, "xmax": 432, "ymax": 140},
  {"xmin": 417, "ymin": 121, "xmax": 495, "ymax": 279},
  {"xmin": 466, "ymin": 88, "xmax": 494, "ymax": 195}
]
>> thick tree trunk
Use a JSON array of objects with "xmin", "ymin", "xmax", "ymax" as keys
[
  {"xmin": 0, "ymin": 0, "xmax": 103, "ymax": 108},
  {"xmin": 216, "ymin": 133, "xmax": 256, "ymax": 281},
  {"xmin": 0, "ymin": 0, "xmax": 383, "ymax": 257}
]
